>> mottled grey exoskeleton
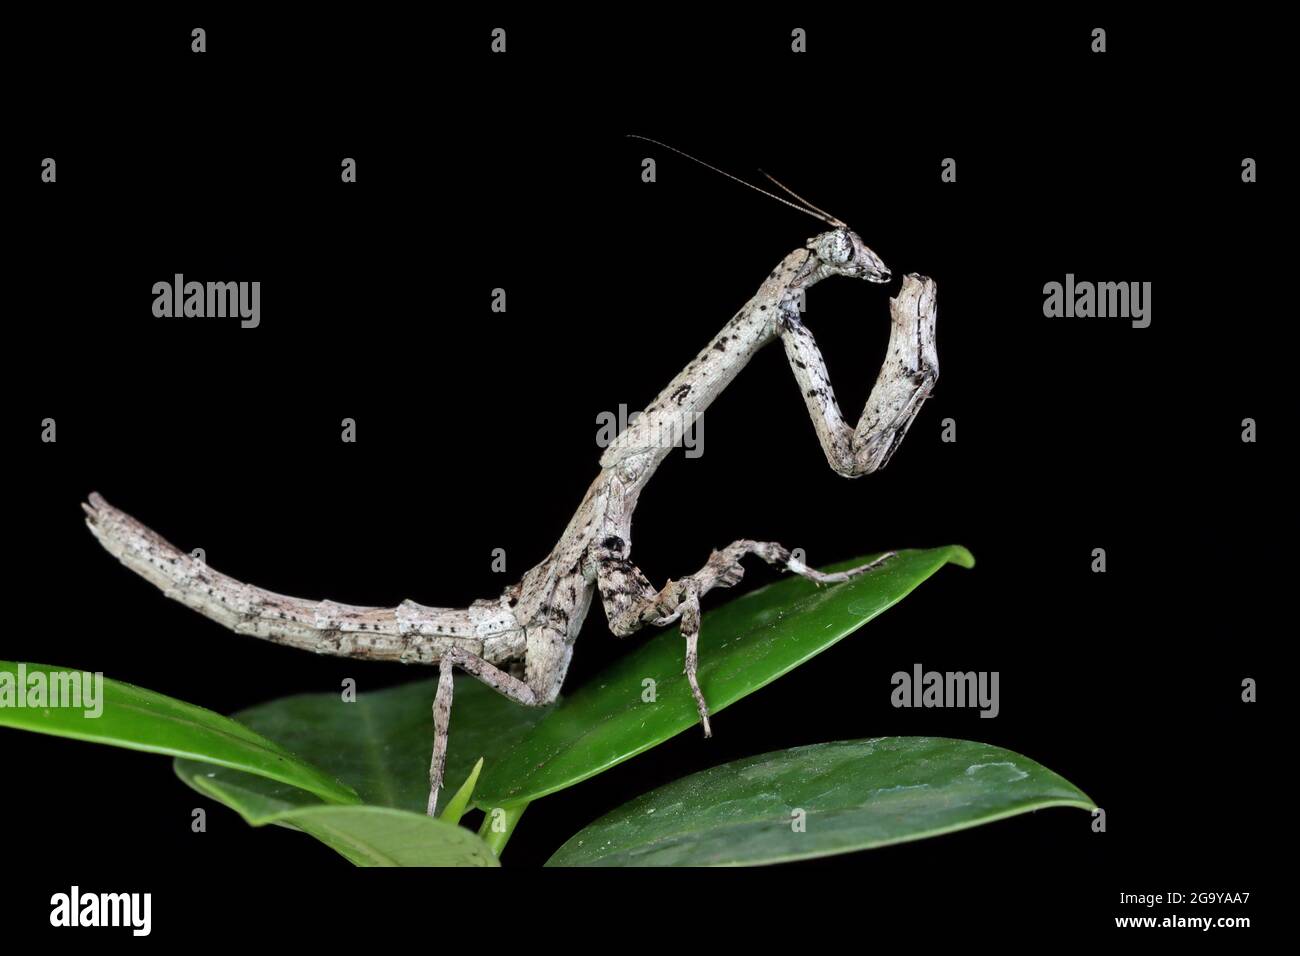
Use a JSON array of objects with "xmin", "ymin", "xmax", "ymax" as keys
[{"xmin": 84, "ymin": 138, "xmax": 940, "ymax": 814}]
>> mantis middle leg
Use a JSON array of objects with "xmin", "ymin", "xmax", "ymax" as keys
[{"xmin": 592, "ymin": 538, "xmax": 894, "ymax": 735}]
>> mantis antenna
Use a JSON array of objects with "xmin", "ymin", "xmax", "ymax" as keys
[
  {"xmin": 758, "ymin": 170, "xmax": 848, "ymax": 229},
  {"xmin": 627, "ymin": 134, "xmax": 847, "ymax": 228}
]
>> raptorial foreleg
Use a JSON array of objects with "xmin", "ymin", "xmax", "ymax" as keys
[{"xmin": 783, "ymin": 273, "xmax": 939, "ymax": 477}]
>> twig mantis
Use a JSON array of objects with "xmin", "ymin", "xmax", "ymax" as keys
[{"xmin": 83, "ymin": 137, "xmax": 940, "ymax": 815}]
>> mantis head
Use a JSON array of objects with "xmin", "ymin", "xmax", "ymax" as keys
[{"xmin": 808, "ymin": 228, "xmax": 891, "ymax": 283}]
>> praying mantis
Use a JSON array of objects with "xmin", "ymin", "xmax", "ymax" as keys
[{"xmin": 83, "ymin": 137, "xmax": 940, "ymax": 815}]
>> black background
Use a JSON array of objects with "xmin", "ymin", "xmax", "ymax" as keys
[{"xmin": 5, "ymin": 8, "xmax": 1279, "ymax": 940}]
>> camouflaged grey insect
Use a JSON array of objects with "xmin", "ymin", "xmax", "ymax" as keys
[{"xmin": 83, "ymin": 140, "xmax": 940, "ymax": 815}]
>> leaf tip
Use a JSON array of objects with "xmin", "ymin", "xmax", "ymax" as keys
[
  {"xmin": 947, "ymin": 545, "xmax": 976, "ymax": 569},
  {"xmin": 440, "ymin": 755, "xmax": 487, "ymax": 824}
]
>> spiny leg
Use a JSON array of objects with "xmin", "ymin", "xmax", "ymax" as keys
[
  {"xmin": 427, "ymin": 646, "xmax": 537, "ymax": 816},
  {"xmin": 428, "ymin": 658, "xmax": 455, "ymax": 815},
  {"xmin": 782, "ymin": 273, "xmax": 938, "ymax": 477},
  {"xmin": 785, "ymin": 550, "xmax": 895, "ymax": 584},
  {"xmin": 593, "ymin": 538, "xmax": 894, "ymax": 733},
  {"xmin": 677, "ymin": 584, "xmax": 709, "ymax": 736}
]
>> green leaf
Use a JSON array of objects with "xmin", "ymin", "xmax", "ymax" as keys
[
  {"xmin": 174, "ymin": 676, "xmax": 555, "ymax": 821},
  {"xmin": 192, "ymin": 800, "xmax": 498, "ymax": 867},
  {"xmin": 547, "ymin": 737, "xmax": 1094, "ymax": 866},
  {"xmin": 440, "ymin": 757, "xmax": 484, "ymax": 825},
  {"xmin": 475, "ymin": 546, "xmax": 973, "ymax": 808},
  {"xmin": 0, "ymin": 661, "xmax": 357, "ymax": 805},
  {"xmin": 174, "ymin": 678, "xmax": 542, "ymax": 865}
]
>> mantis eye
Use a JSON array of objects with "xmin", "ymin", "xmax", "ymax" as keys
[{"xmin": 832, "ymin": 232, "xmax": 854, "ymax": 263}]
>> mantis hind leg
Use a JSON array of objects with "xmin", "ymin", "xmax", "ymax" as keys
[{"xmin": 427, "ymin": 646, "xmax": 537, "ymax": 816}]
